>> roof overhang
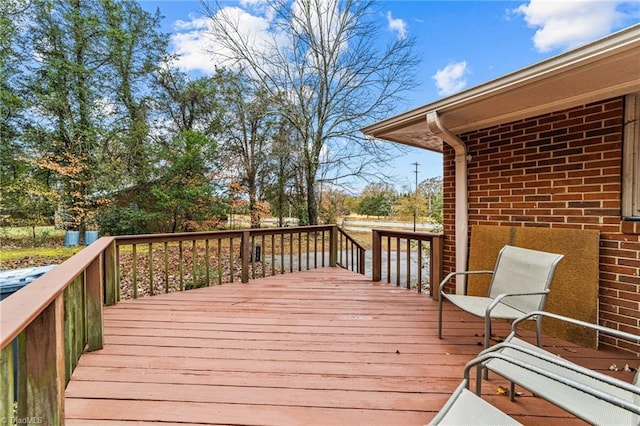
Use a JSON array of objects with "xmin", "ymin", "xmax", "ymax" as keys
[{"xmin": 362, "ymin": 24, "xmax": 640, "ymax": 153}]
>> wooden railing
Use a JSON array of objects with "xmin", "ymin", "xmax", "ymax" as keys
[
  {"xmin": 0, "ymin": 225, "xmax": 363, "ymax": 425},
  {"xmin": 371, "ymin": 229, "xmax": 444, "ymax": 298}
]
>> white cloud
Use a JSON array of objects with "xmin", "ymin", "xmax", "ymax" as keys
[
  {"xmin": 170, "ymin": 15, "xmax": 216, "ymax": 74},
  {"xmin": 169, "ymin": 8, "xmax": 274, "ymax": 74},
  {"xmin": 514, "ymin": 0, "xmax": 638, "ymax": 52},
  {"xmin": 386, "ymin": 11, "xmax": 407, "ymax": 40},
  {"xmin": 432, "ymin": 61, "xmax": 469, "ymax": 96}
]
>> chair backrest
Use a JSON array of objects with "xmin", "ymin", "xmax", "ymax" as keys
[{"xmin": 488, "ymin": 245, "xmax": 564, "ymax": 313}]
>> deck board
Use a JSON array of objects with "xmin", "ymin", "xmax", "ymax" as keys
[{"xmin": 65, "ymin": 267, "xmax": 639, "ymax": 425}]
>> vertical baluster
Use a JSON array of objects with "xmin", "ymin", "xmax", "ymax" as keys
[
  {"xmin": 406, "ymin": 238, "xmax": 411, "ymax": 289},
  {"xmin": 417, "ymin": 240, "xmax": 423, "ymax": 293},
  {"xmin": 289, "ymin": 232, "xmax": 293, "ymax": 273},
  {"xmin": 386, "ymin": 236, "xmax": 391, "ymax": 283},
  {"xmin": 116, "ymin": 244, "xmax": 121, "ymax": 301},
  {"xmin": 192, "ymin": 240, "xmax": 198, "ymax": 288},
  {"xmin": 229, "ymin": 237, "xmax": 234, "ymax": 283},
  {"xmin": 178, "ymin": 241, "xmax": 184, "ymax": 291},
  {"xmin": 305, "ymin": 231, "xmax": 310, "ymax": 270},
  {"xmin": 396, "ymin": 237, "xmax": 401, "ymax": 286},
  {"xmin": 280, "ymin": 233, "xmax": 285, "ymax": 274},
  {"xmin": 261, "ymin": 234, "xmax": 266, "ymax": 277},
  {"xmin": 164, "ymin": 242, "xmax": 169, "ymax": 293},
  {"xmin": 251, "ymin": 235, "xmax": 256, "ymax": 279},
  {"xmin": 205, "ymin": 239, "xmax": 211, "ymax": 286},
  {"xmin": 132, "ymin": 244, "xmax": 138, "ymax": 298},
  {"xmin": 350, "ymin": 240, "xmax": 354, "ymax": 271},
  {"xmin": 271, "ymin": 234, "xmax": 275, "ymax": 276},
  {"xmin": 148, "ymin": 243, "xmax": 154, "ymax": 296},
  {"xmin": 321, "ymin": 230, "xmax": 326, "ymax": 267},
  {"xmin": 313, "ymin": 231, "xmax": 318, "ymax": 269},
  {"xmin": 338, "ymin": 230, "xmax": 342, "ymax": 265},
  {"xmin": 217, "ymin": 238, "xmax": 222, "ymax": 285},
  {"xmin": 298, "ymin": 232, "xmax": 302, "ymax": 271}
]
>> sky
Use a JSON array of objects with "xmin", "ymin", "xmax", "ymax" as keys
[{"xmin": 139, "ymin": 0, "xmax": 640, "ymax": 192}]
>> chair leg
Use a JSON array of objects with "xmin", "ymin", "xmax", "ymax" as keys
[
  {"xmin": 476, "ymin": 362, "xmax": 483, "ymax": 395},
  {"xmin": 484, "ymin": 318, "xmax": 492, "ymax": 350},
  {"xmin": 438, "ymin": 294, "xmax": 443, "ymax": 339},
  {"xmin": 536, "ymin": 316, "xmax": 543, "ymax": 347},
  {"xmin": 483, "ymin": 320, "xmax": 491, "ymax": 379}
]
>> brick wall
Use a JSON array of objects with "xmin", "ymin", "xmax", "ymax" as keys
[{"xmin": 442, "ymin": 97, "xmax": 640, "ymax": 354}]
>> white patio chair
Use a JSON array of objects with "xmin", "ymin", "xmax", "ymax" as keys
[
  {"xmin": 477, "ymin": 311, "xmax": 640, "ymax": 425},
  {"xmin": 438, "ymin": 245, "xmax": 564, "ymax": 350}
]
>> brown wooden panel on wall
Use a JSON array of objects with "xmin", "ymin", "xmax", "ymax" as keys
[{"xmin": 467, "ymin": 225, "xmax": 599, "ymax": 348}]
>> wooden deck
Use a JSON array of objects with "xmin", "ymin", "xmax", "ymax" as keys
[{"xmin": 65, "ymin": 267, "xmax": 639, "ymax": 425}]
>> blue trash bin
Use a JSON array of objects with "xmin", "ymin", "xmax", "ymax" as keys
[
  {"xmin": 64, "ymin": 230, "xmax": 80, "ymax": 247},
  {"xmin": 84, "ymin": 230, "xmax": 99, "ymax": 245}
]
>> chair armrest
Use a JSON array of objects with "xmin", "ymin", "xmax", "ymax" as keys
[
  {"xmin": 511, "ymin": 310, "xmax": 640, "ymax": 344},
  {"xmin": 485, "ymin": 290, "xmax": 550, "ymax": 316},
  {"xmin": 439, "ymin": 270, "xmax": 494, "ymax": 293}
]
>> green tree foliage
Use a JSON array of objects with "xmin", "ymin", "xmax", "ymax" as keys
[
  {"xmin": 150, "ymin": 131, "xmax": 220, "ymax": 232},
  {"xmin": 102, "ymin": 0, "xmax": 168, "ymax": 184},
  {"xmin": 356, "ymin": 182, "xmax": 397, "ymax": 217},
  {"xmin": 96, "ymin": 131, "xmax": 225, "ymax": 234},
  {"xmin": 154, "ymin": 68, "xmax": 221, "ymax": 135},
  {"xmin": 420, "ymin": 176, "xmax": 443, "ymax": 225}
]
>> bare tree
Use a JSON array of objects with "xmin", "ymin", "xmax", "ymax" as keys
[{"xmin": 203, "ymin": 0, "xmax": 418, "ymax": 224}]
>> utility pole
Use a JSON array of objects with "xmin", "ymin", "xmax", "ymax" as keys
[{"xmin": 412, "ymin": 162, "xmax": 419, "ymax": 232}]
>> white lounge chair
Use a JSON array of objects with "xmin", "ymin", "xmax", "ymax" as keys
[
  {"xmin": 477, "ymin": 311, "xmax": 640, "ymax": 425},
  {"xmin": 438, "ymin": 245, "xmax": 564, "ymax": 350},
  {"xmin": 431, "ymin": 345, "xmax": 640, "ymax": 425}
]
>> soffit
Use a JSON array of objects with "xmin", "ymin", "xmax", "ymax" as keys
[{"xmin": 362, "ymin": 24, "xmax": 640, "ymax": 153}]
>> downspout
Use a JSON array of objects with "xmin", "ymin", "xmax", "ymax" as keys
[{"xmin": 426, "ymin": 111, "xmax": 468, "ymax": 295}]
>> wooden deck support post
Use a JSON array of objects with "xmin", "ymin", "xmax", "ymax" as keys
[
  {"xmin": 241, "ymin": 230, "xmax": 250, "ymax": 283},
  {"xmin": 372, "ymin": 229, "xmax": 381, "ymax": 281},
  {"xmin": 329, "ymin": 225, "xmax": 338, "ymax": 267},
  {"xmin": 104, "ymin": 240, "xmax": 118, "ymax": 306}
]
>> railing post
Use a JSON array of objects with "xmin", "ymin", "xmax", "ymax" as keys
[
  {"xmin": 329, "ymin": 225, "xmax": 338, "ymax": 267},
  {"xmin": 372, "ymin": 229, "xmax": 381, "ymax": 281},
  {"xmin": 18, "ymin": 296, "xmax": 65, "ymax": 425},
  {"xmin": 431, "ymin": 235, "xmax": 444, "ymax": 300},
  {"xmin": 86, "ymin": 255, "xmax": 104, "ymax": 351},
  {"xmin": 0, "ymin": 343, "xmax": 14, "ymax": 424},
  {"xmin": 104, "ymin": 240, "xmax": 117, "ymax": 306},
  {"xmin": 241, "ymin": 230, "xmax": 250, "ymax": 283}
]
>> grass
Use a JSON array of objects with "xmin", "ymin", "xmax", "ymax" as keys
[
  {"xmin": 1, "ymin": 226, "xmax": 77, "ymax": 267},
  {"xmin": 0, "ymin": 225, "xmax": 65, "ymax": 240},
  {"xmin": 0, "ymin": 246, "xmax": 83, "ymax": 263}
]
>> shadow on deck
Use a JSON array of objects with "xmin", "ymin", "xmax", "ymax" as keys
[{"xmin": 65, "ymin": 268, "xmax": 638, "ymax": 425}]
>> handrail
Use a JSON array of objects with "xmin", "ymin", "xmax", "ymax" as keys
[
  {"xmin": 371, "ymin": 228, "xmax": 444, "ymax": 298},
  {"xmin": 0, "ymin": 224, "xmax": 363, "ymax": 424},
  {"xmin": 337, "ymin": 226, "xmax": 366, "ymax": 274}
]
